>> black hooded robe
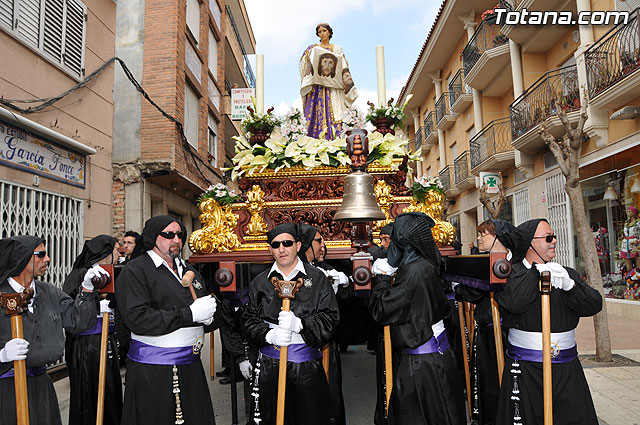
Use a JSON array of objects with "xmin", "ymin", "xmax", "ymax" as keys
[
  {"xmin": 0, "ymin": 236, "xmax": 99, "ymax": 425},
  {"xmin": 242, "ymin": 262, "xmax": 339, "ymax": 425},
  {"xmin": 115, "ymin": 216, "xmax": 219, "ymax": 425},
  {"xmin": 63, "ymin": 235, "xmax": 123, "ymax": 425},
  {"xmin": 495, "ymin": 218, "xmax": 602, "ymax": 425}
]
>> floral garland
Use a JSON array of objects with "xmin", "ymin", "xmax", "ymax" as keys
[
  {"xmin": 227, "ymin": 108, "xmax": 421, "ymax": 180},
  {"xmin": 196, "ymin": 183, "xmax": 241, "ymax": 206},
  {"xmin": 411, "ymin": 175, "xmax": 445, "ymax": 203}
]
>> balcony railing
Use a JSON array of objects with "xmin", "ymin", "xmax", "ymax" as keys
[
  {"xmin": 225, "ymin": 5, "xmax": 256, "ymax": 88},
  {"xmin": 448, "ymin": 69, "xmax": 472, "ymax": 106},
  {"xmin": 424, "ymin": 111, "xmax": 436, "ymax": 135},
  {"xmin": 436, "ymin": 93, "xmax": 452, "ymax": 123},
  {"xmin": 453, "ymin": 151, "xmax": 471, "ymax": 186},
  {"xmin": 510, "ymin": 65, "xmax": 580, "ymax": 140},
  {"xmin": 470, "ymin": 117, "xmax": 512, "ymax": 169},
  {"xmin": 415, "ymin": 127, "xmax": 423, "ymax": 150},
  {"xmin": 439, "ymin": 166, "xmax": 452, "ymax": 192},
  {"xmin": 585, "ymin": 8, "xmax": 640, "ymax": 99},
  {"xmin": 462, "ymin": 15, "xmax": 509, "ymax": 77}
]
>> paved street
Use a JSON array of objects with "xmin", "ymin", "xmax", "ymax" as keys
[{"xmin": 53, "ymin": 308, "xmax": 640, "ymax": 425}]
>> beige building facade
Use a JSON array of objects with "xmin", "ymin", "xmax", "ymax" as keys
[
  {"xmin": 400, "ymin": 0, "xmax": 640, "ymax": 316},
  {"xmin": 0, "ymin": 0, "xmax": 116, "ymax": 287}
]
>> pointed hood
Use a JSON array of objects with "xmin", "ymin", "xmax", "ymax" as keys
[{"xmin": 0, "ymin": 235, "xmax": 45, "ymax": 284}]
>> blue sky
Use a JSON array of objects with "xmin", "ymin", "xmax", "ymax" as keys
[{"xmin": 244, "ymin": 0, "xmax": 441, "ymax": 115}]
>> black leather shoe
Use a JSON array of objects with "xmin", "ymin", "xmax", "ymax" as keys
[
  {"xmin": 215, "ymin": 368, "xmax": 229, "ymax": 378},
  {"xmin": 219, "ymin": 375, "xmax": 243, "ymax": 385}
]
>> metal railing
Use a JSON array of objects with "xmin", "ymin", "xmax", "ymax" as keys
[
  {"xmin": 448, "ymin": 69, "xmax": 472, "ymax": 106},
  {"xmin": 225, "ymin": 5, "xmax": 256, "ymax": 88},
  {"xmin": 585, "ymin": 8, "xmax": 640, "ymax": 99},
  {"xmin": 424, "ymin": 111, "xmax": 436, "ymax": 137},
  {"xmin": 470, "ymin": 117, "xmax": 512, "ymax": 169},
  {"xmin": 439, "ymin": 166, "xmax": 452, "ymax": 192},
  {"xmin": 435, "ymin": 93, "xmax": 452, "ymax": 124},
  {"xmin": 415, "ymin": 127, "xmax": 423, "ymax": 149},
  {"xmin": 453, "ymin": 151, "xmax": 471, "ymax": 185},
  {"xmin": 225, "ymin": 79, "xmax": 233, "ymax": 94},
  {"xmin": 509, "ymin": 65, "xmax": 580, "ymax": 140},
  {"xmin": 462, "ymin": 15, "xmax": 509, "ymax": 77}
]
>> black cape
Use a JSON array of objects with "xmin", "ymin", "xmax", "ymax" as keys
[{"xmin": 242, "ymin": 262, "xmax": 339, "ymax": 425}]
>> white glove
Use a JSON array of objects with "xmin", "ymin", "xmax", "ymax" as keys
[
  {"xmin": 82, "ymin": 264, "xmax": 109, "ymax": 291},
  {"xmin": 326, "ymin": 269, "xmax": 349, "ymax": 286},
  {"xmin": 0, "ymin": 338, "xmax": 29, "ymax": 362},
  {"xmin": 278, "ymin": 310, "xmax": 303, "ymax": 333},
  {"xmin": 239, "ymin": 360, "xmax": 253, "ymax": 379},
  {"xmin": 99, "ymin": 299, "xmax": 114, "ymax": 315},
  {"xmin": 546, "ymin": 262, "xmax": 575, "ymax": 291},
  {"xmin": 534, "ymin": 263, "xmax": 551, "ymax": 275},
  {"xmin": 265, "ymin": 327, "xmax": 292, "ymax": 347},
  {"xmin": 371, "ymin": 258, "xmax": 397, "ymax": 276},
  {"xmin": 189, "ymin": 295, "xmax": 217, "ymax": 324}
]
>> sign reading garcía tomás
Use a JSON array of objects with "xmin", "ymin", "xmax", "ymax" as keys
[{"xmin": 0, "ymin": 120, "xmax": 86, "ymax": 188}]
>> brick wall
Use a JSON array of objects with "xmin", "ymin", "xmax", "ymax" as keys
[{"xmin": 112, "ymin": 179, "xmax": 125, "ymax": 237}]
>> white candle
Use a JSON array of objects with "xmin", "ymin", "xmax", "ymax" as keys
[
  {"xmin": 256, "ymin": 54, "xmax": 264, "ymax": 114},
  {"xmin": 376, "ymin": 46, "xmax": 386, "ymax": 107}
]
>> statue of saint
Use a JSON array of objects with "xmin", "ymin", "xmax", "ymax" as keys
[{"xmin": 300, "ymin": 23, "xmax": 358, "ymax": 140}]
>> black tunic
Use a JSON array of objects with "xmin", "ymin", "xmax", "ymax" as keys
[
  {"xmin": 0, "ymin": 279, "xmax": 98, "ymax": 425},
  {"xmin": 115, "ymin": 253, "xmax": 218, "ymax": 425},
  {"xmin": 369, "ymin": 257, "xmax": 466, "ymax": 425},
  {"xmin": 63, "ymin": 268, "xmax": 123, "ymax": 425},
  {"xmin": 242, "ymin": 262, "xmax": 340, "ymax": 425},
  {"xmin": 494, "ymin": 262, "xmax": 602, "ymax": 425}
]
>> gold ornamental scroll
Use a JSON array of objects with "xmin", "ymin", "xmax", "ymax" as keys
[{"xmin": 189, "ymin": 198, "xmax": 241, "ymax": 254}]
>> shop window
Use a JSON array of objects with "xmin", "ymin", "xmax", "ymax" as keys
[{"xmin": 543, "ymin": 151, "xmax": 559, "ymax": 171}]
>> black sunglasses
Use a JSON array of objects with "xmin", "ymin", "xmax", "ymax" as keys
[
  {"xmin": 270, "ymin": 240, "xmax": 295, "ymax": 249},
  {"xmin": 533, "ymin": 234, "xmax": 557, "ymax": 243},
  {"xmin": 159, "ymin": 231, "xmax": 185, "ymax": 240},
  {"xmin": 33, "ymin": 251, "xmax": 47, "ymax": 258}
]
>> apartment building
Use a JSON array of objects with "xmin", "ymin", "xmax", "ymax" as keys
[
  {"xmin": 399, "ymin": 0, "xmax": 640, "ymax": 315},
  {"xmin": 0, "ymin": 0, "xmax": 116, "ymax": 287},
  {"xmin": 112, "ymin": 0, "xmax": 255, "ymax": 244}
]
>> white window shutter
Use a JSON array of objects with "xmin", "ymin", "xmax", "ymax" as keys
[
  {"xmin": 62, "ymin": 0, "xmax": 85, "ymax": 77},
  {"xmin": 17, "ymin": 0, "xmax": 41, "ymax": 48},
  {"xmin": 43, "ymin": 0, "xmax": 64, "ymax": 62},
  {"xmin": 0, "ymin": 0, "xmax": 13, "ymax": 30}
]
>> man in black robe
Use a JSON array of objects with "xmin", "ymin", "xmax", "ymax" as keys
[
  {"xmin": 242, "ymin": 222, "xmax": 339, "ymax": 425},
  {"xmin": 0, "ymin": 235, "xmax": 99, "ymax": 425},
  {"xmin": 298, "ymin": 223, "xmax": 346, "ymax": 425},
  {"xmin": 455, "ymin": 219, "xmax": 515, "ymax": 425},
  {"xmin": 116, "ymin": 215, "xmax": 219, "ymax": 425},
  {"xmin": 369, "ymin": 212, "xmax": 466, "ymax": 425},
  {"xmin": 63, "ymin": 235, "xmax": 123, "ymax": 425},
  {"xmin": 495, "ymin": 218, "xmax": 602, "ymax": 425}
]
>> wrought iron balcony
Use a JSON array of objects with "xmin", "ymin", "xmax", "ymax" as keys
[
  {"xmin": 585, "ymin": 8, "xmax": 640, "ymax": 110},
  {"xmin": 424, "ymin": 111, "xmax": 437, "ymax": 147},
  {"xmin": 448, "ymin": 69, "xmax": 473, "ymax": 114},
  {"xmin": 439, "ymin": 166, "xmax": 451, "ymax": 193},
  {"xmin": 226, "ymin": 5, "xmax": 256, "ymax": 88},
  {"xmin": 510, "ymin": 65, "xmax": 580, "ymax": 153},
  {"xmin": 415, "ymin": 127, "xmax": 423, "ymax": 150},
  {"xmin": 453, "ymin": 151, "xmax": 475, "ymax": 191},
  {"xmin": 462, "ymin": 15, "xmax": 509, "ymax": 90},
  {"xmin": 469, "ymin": 117, "xmax": 514, "ymax": 174},
  {"xmin": 435, "ymin": 93, "xmax": 457, "ymax": 131}
]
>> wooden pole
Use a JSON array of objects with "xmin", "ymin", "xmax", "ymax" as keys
[
  {"xmin": 11, "ymin": 315, "xmax": 29, "ymax": 425},
  {"xmin": 467, "ymin": 303, "xmax": 476, "ymax": 349},
  {"xmin": 540, "ymin": 271, "xmax": 553, "ymax": 425},
  {"xmin": 457, "ymin": 302, "xmax": 472, "ymax": 419},
  {"xmin": 96, "ymin": 313, "xmax": 110, "ymax": 425},
  {"xmin": 383, "ymin": 325, "xmax": 393, "ymax": 416},
  {"xmin": 210, "ymin": 332, "xmax": 215, "ymax": 381},
  {"xmin": 322, "ymin": 344, "xmax": 330, "ymax": 382},
  {"xmin": 490, "ymin": 293, "xmax": 505, "ymax": 386},
  {"xmin": 276, "ymin": 298, "xmax": 290, "ymax": 425}
]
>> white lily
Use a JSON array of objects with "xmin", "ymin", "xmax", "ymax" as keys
[
  {"xmin": 302, "ymin": 154, "xmax": 320, "ymax": 169},
  {"xmin": 237, "ymin": 152, "xmax": 255, "ymax": 167},
  {"xmin": 232, "ymin": 135, "xmax": 252, "ymax": 151},
  {"xmin": 285, "ymin": 142, "xmax": 303, "ymax": 158},
  {"xmin": 265, "ymin": 137, "xmax": 286, "ymax": 154},
  {"xmin": 318, "ymin": 151, "xmax": 330, "ymax": 165}
]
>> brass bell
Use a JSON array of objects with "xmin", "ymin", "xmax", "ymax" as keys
[{"xmin": 335, "ymin": 171, "xmax": 385, "ymax": 222}]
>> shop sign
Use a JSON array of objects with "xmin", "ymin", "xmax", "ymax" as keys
[
  {"xmin": 0, "ymin": 121, "xmax": 86, "ymax": 188},
  {"xmin": 479, "ymin": 172, "xmax": 501, "ymax": 194},
  {"xmin": 231, "ymin": 88, "xmax": 255, "ymax": 121}
]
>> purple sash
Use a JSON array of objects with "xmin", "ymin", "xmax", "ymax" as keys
[
  {"xmin": 128, "ymin": 339, "xmax": 200, "ymax": 365},
  {"xmin": 446, "ymin": 292, "xmax": 456, "ymax": 301},
  {"xmin": 506, "ymin": 343, "xmax": 578, "ymax": 363},
  {"xmin": 403, "ymin": 331, "xmax": 450, "ymax": 355},
  {"xmin": 76, "ymin": 316, "xmax": 115, "ymax": 336},
  {"xmin": 0, "ymin": 365, "xmax": 47, "ymax": 378},
  {"xmin": 259, "ymin": 343, "xmax": 322, "ymax": 363}
]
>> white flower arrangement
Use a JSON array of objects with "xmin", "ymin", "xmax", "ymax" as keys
[
  {"xmin": 341, "ymin": 105, "xmax": 367, "ymax": 132},
  {"xmin": 197, "ymin": 183, "xmax": 241, "ymax": 206},
  {"xmin": 415, "ymin": 175, "xmax": 444, "ymax": 190},
  {"xmin": 280, "ymin": 108, "xmax": 308, "ymax": 141}
]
